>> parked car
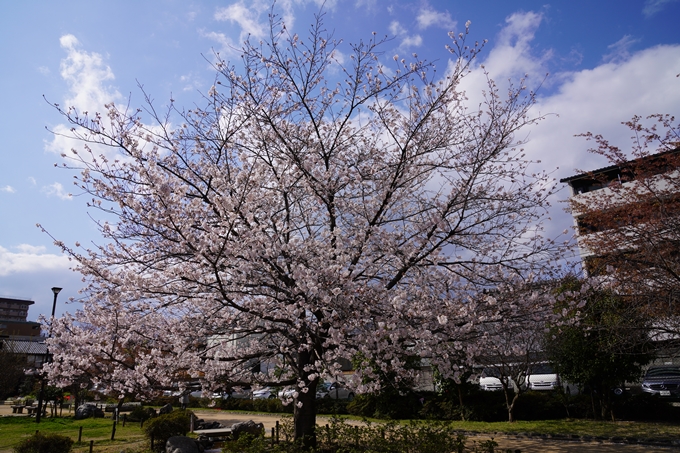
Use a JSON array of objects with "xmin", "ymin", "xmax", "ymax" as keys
[
  {"xmin": 278, "ymin": 387, "xmax": 297, "ymax": 399},
  {"xmin": 252, "ymin": 387, "xmax": 277, "ymax": 399},
  {"xmin": 525, "ymin": 364, "xmax": 560, "ymax": 391},
  {"xmin": 226, "ymin": 386, "xmax": 253, "ymax": 399},
  {"xmin": 316, "ymin": 382, "xmax": 355, "ymax": 400},
  {"xmin": 478, "ymin": 368, "xmax": 516, "ymax": 391},
  {"xmin": 641, "ymin": 365, "xmax": 680, "ymax": 397}
]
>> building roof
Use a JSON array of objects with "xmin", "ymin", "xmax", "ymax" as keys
[
  {"xmin": 0, "ymin": 338, "xmax": 48, "ymax": 355},
  {"xmin": 560, "ymin": 148, "xmax": 680, "ymax": 184},
  {"xmin": 0, "ymin": 297, "xmax": 34, "ymax": 306}
]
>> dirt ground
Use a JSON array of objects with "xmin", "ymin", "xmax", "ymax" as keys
[{"xmin": 1, "ymin": 403, "xmax": 676, "ymax": 452}]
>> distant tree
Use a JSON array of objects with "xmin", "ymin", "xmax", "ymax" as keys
[
  {"xmin": 546, "ymin": 278, "xmax": 652, "ymax": 420},
  {"xmin": 473, "ymin": 280, "xmax": 564, "ymax": 422},
  {"xmin": 44, "ymin": 10, "xmax": 567, "ymax": 447},
  {"xmin": 0, "ymin": 343, "xmax": 28, "ymax": 399},
  {"xmin": 571, "ymin": 114, "xmax": 680, "ymax": 340}
]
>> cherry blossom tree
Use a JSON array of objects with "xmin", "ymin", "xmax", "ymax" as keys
[{"xmin": 44, "ymin": 12, "xmax": 566, "ymax": 446}]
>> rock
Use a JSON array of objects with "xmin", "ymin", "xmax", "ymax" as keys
[
  {"xmin": 231, "ymin": 420, "xmax": 264, "ymax": 439},
  {"xmin": 166, "ymin": 436, "xmax": 204, "ymax": 453},
  {"xmin": 159, "ymin": 403, "xmax": 174, "ymax": 415},
  {"xmin": 196, "ymin": 420, "xmax": 223, "ymax": 430},
  {"xmin": 75, "ymin": 403, "xmax": 105, "ymax": 420}
]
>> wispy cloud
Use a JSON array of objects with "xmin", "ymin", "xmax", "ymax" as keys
[
  {"xmin": 0, "ymin": 185, "xmax": 15, "ymax": 193},
  {"xmin": 179, "ymin": 72, "xmax": 202, "ymax": 92},
  {"xmin": 643, "ymin": 0, "xmax": 679, "ymax": 18},
  {"xmin": 355, "ymin": 0, "xmax": 378, "ymax": 11},
  {"xmin": 603, "ymin": 35, "xmax": 640, "ymax": 63},
  {"xmin": 389, "ymin": 20, "xmax": 422, "ymax": 50},
  {"xmin": 42, "ymin": 182, "xmax": 72, "ymax": 200}
]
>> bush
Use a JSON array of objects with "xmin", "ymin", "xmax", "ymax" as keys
[
  {"xmin": 513, "ymin": 390, "xmax": 568, "ymax": 420},
  {"xmin": 216, "ymin": 397, "xmax": 294, "ymax": 414},
  {"xmin": 615, "ymin": 393, "xmax": 680, "ymax": 421},
  {"xmin": 347, "ymin": 392, "xmax": 424, "ymax": 419},
  {"xmin": 418, "ymin": 389, "xmax": 507, "ymax": 422},
  {"xmin": 127, "ymin": 405, "xmax": 156, "ymax": 422},
  {"xmin": 14, "ymin": 432, "xmax": 73, "ymax": 453},
  {"xmin": 316, "ymin": 397, "xmax": 349, "ymax": 415},
  {"xmin": 142, "ymin": 409, "xmax": 192, "ymax": 449}
]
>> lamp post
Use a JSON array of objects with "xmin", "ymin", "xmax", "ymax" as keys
[{"xmin": 36, "ymin": 287, "xmax": 62, "ymax": 423}]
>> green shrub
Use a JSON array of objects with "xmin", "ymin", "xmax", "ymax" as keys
[
  {"xmin": 316, "ymin": 397, "xmax": 349, "ymax": 415},
  {"xmin": 513, "ymin": 390, "xmax": 568, "ymax": 420},
  {"xmin": 143, "ymin": 409, "xmax": 192, "ymax": 449},
  {"xmin": 347, "ymin": 391, "xmax": 438, "ymax": 420},
  {"xmin": 14, "ymin": 432, "xmax": 73, "ymax": 453},
  {"xmin": 127, "ymin": 405, "xmax": 156, "ymax": 422}
]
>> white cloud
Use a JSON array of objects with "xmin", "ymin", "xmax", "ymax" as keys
[
  {"xmin": 442, "ymin": 11, "xmax": 680, "ymax": 245},
  {"xmin": 27, "ymin": 177, "xmax": 36, "ymax": 185},
  {"xmin": 401, "ymin": 35, "xmax": 423, "ymax": 48},
  {"xmin": 215, "ymin": 2, "xmax": 267, "ymax": 42},
  {"xmin": 0, "ymin": 185, "xmax": 15, "ymax": 193},
  {"xmin": 417, "ymin": 6, "xmax": 456, "ymax": 30},
  {"xmin": 211, "ymin": 1, "xmax": 310, "ymax": 52},
  {"xmin": 45, "ymin": 35, "xmax": 122, "ymax": 159},
  {"xmin": 42, "ymin": 182, "xmax": 72, "ymax": 201},
  {"xmin": 57, "ymin": 34, "xmax": 121, "ymax": 114},
  {"xmin": 0, "ymin": 245, "xmax": 70, "ymax": 277},
  {"xmin": 643, "ymin": 0, "xmax": 679, "ymax": 17},
  {"xmin": 453, "ymin": 11, "xmax": 548, "ymax": 108},
  {"xmin": 524, "ymin": 45, "xmax": 680, "ymax": 241},
  {"xmin": 14, "ymin": 244, "xmax": 47, "ymax": 254}
]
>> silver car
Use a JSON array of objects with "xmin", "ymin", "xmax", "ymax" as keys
[
  {"xmin": 641, "ymin": 366, "xmax": 680, "ymax": 397},
  {"xmin": 316, "ymin": 382, "xmax": 355, "ymax": 400}
]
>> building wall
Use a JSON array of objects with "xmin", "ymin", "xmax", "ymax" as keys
[{"xmin": 0, "ymin": 297, "xmax": 34, "ymax": 322}]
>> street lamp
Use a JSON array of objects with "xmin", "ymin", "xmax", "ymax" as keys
[{"xmin": 36, "ymin": 287, "xmax": 62, "ymax": 423}]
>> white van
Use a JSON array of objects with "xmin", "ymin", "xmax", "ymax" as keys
[{"xmin": 525, "ymin": 363, "xmax": 560, "ymax": 391}]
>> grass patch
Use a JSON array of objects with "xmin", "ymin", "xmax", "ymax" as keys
[
  {"xmin": 2, "ymin": 411, "xmax": 680, "ymax": 453},
  {"xmin": 314, "ymin": 413, "xmax": 680, "ymax": 441},
  {"xmin": 0, "ymin": 416, "xmax": 146, "ymax": 453}
]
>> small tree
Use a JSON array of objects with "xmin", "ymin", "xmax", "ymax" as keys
[
  {"xmin": 546, "ymin": 278, "xmax": 652, "ymax": 420},
  {"xmin": 45, "ymin": 9, "xmax": 566, "ymax": 447},
  {"xmin": 473, "ymin": 280, "xmax": 563, "ymax": 422},
  {"xmin": 0, "ymin": 342, "xmax": 28, "ymax": 400}
]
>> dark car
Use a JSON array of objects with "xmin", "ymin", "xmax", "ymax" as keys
[{"xmin": 641, "ymin": 366, "xmax": 680, "ymax": 397}]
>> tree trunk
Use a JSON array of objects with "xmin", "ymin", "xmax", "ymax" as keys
[
  {"xmin": 502, "ymin": 385, "xmax": 518, "ymax": 423},
  {"xmin": 294, "ymin": 349, "xmax": 318, "ymax": 449}
]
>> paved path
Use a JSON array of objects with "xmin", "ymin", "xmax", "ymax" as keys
[{"xmin": 2, "ymin": 404, "xmax": 676, "ymax": 451}]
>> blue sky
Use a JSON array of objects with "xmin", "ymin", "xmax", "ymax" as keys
[{"xmin": 1, "ymin": 0, "xmax": 679, "ymax": 320}]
